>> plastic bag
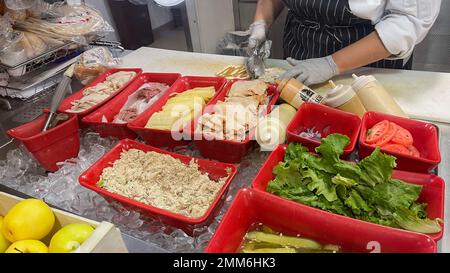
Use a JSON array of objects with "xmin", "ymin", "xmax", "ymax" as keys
[
  {"xmin": 4, "ymin": 0, "xmax": 34, "ymax": 10},
  {"xmin": 217, "ymin": 30, "xmax": 251, "ymax": 56},
  {"xmin": 15, "ymin": 3, "xmax": 114, "ymax": 44},
  {"xmin": 0, "ymin": 71, "xmax": 9, "ymax": 86},
  {"xmin": 112, "ymin": 83, "xmax": 170, "ymax": 124},
  {"xmin": 74, "ymin": 47, "xmax": 120, "ymax": 85},
  {"xmin": 26, "ymin": 0, "xmax": 64, "ymax": 19},
  {"xmin": 0, "ymin": 15, "xmax": 22, "ymax": 54}
]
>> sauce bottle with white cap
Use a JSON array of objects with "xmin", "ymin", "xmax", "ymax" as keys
[
  {"xmin": 324, "ymin": 81, "xmax": 366, "ymax": 117},
  {"xmin": 351, "ymin": 74, "xmax": 407, "ymax": 117},
  {"xmin": 276, "ymin": 78, "xmax": 326, "ymax": 109}
]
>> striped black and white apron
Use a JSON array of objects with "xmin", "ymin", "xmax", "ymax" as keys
[{"xmin": 282, "ymin": 0, "xmax": 413, "ymax": 69}]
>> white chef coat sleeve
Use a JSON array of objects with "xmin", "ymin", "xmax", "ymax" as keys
[{"xmin": 374, "ymin": 0, "xmax": 441, "ymax": 59}]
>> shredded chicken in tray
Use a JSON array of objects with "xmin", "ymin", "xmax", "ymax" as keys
[
  {"xmin": 99, "ymin": 149, "xmax": 228, "ymax": 218},
  {"xmin": 197, "ymin": 80, "xmax": 269, "ymax": 142}
]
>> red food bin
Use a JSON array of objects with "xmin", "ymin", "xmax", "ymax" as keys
[
  {"xmin": 206, "ymin": 189, "xmax": 437, "ymax": 253},
  {"xmin": 128, "ymin": 76, "xmax": 227, "ymax": 148},
  {"xmin": 79, "ymin": 139, "xmax": 238, "ymax": 235},
  {"xmin": 286, "ymin": 102, "xmax": 361, "ymax": 157},
  {"xmin": 57, "ymin": 68, "xmax": 142, "ymax": 123},
  {"xmin": 193, "ymin": 80, "xmax": 280, "ymax": 163},
  {"xmin": 6, "ymin": 113, "xmax": 80, "ymax": 172},
  {"xmin": 359, "ymin": 112, "xmax": 441, "ymax": 173},
  {"xmin": 251, "ymin": 145, "xmax": 445, "ymax": 241},
  {"xmin": 82, "ymin": 73, "xmax": 181, "ymax": 140}
]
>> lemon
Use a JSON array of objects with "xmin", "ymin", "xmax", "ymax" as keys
[
  {"xmin": 0, "ymin": 216, "xmax": 11, "ymax": 252},
  {"xmin": 49, "ymin": 224, "xmax": 94, "ymax": 253},
  {"xmin": 2, "ymin": 199, "xmax": 55, "ymax": 242},
  {"xmin": 5, "ymin": 240, "xmax": 48, "ymax": 253}
]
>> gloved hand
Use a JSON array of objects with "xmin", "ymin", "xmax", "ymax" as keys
[
  {"xmin": 248, "ymin": 20, "xmax": 268, "ymax": 53},
  {"xmin": 279, "ymin": 56, "xmax": 339, "ymax": 86}
]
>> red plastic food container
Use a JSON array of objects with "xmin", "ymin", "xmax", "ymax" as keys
[
  {"xmin": 127, "ymin": 76, "xmax": 227, "ymax": 148},
  {"xmin": 205, "ymin": 188, "xmax": 437, "ymax": 253},
  {"xmin": 286, "ymin": 102, "xmax": 361, "ymax": 157},
  {"xmin": 193, "ymin": 80, "xmax": 280, "ymax": 163},
  {"xmin": 79, "ymin": 139, "xmax": 238, "ymax": 234},
  {"xmin": 57, "ymin": 68, "xmax": 142, "ymax": 122},
  {"xmin": 359, "ymin": 112, "xmax": 441, "ymax": 173},
  {"xmin": 6, "ymin": 113, "xmax": 80, "ymax": 172},
  {"xmin": 81, "ymin": 73, "xmax": 181, "ymax": 140},
  {"xmin": 251, "ymin": 145, "xmax": 445, "ymax": 241}
]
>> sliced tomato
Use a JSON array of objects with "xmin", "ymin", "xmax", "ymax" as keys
[
  {"xmin": 375, "ymin": 122, "xmax": 397, "ymax": 146},
  {"xmin": 382, "ymin": 143, "xmax": 410, "ymax": 156},
  {"xmin": 391, "ymin": 125, "xmax": 414, "ymax": 146},
  {"xmin": 366, "ymin": 120, "xmax": 389, "ymax": 144},
  {"xmin": 406, "ymin": 145, "xmax": 421, "ymax": 158}
]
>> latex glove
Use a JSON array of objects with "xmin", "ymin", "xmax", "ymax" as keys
[
  {"xmin": 248, "ymin": 20, "xmax": 268, "ymax": 53},
  {"xmin": 280, "ymin": 56, "xmax": 339, "ymax": 86}
]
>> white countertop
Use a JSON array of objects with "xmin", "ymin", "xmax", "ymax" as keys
[{"xmin": 120, "ymin": 47, "xmax": 450, "ymax": 124}]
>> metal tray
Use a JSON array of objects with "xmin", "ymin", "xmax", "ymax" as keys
[{"xmin": 0, "ymin": 41, "xmax": 82, "ymax": 76}]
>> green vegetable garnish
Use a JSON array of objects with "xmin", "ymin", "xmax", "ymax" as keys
[
  {"xmin": 267, "ymin": 134, "xmax": 441, "ymax": 234},
  {"xmin": 97, "ymin": 179, "xmax": 105, "ymax": 187}
]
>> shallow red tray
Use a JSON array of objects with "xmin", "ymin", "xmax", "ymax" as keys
[
  {"xmin": 81, "ymin": 73, "xmax": 181, "ymax": 140},
  {"xmin": 286, "ymin": 102, "xmax": 361, "ymax": 157},
  {"xmin": 7, "ymin": 113, "xmax": 80, "ymax": 172},
  {"xmin": 251, "ymin": 145, "xmax": 445, "ymax": 241},
  {"xmin": 57, "ymin": 68, "xmax": 142, "ymax": 122},
  {"xmin": 79, "ymin": 139, "xmax": 237, "ymax": 234},
  {"xmin": 359, "ymin": 111, "xmax": 441, "ymax": 173},
  {"xmin": 193, "ymin": 79, "xmax": 280, "ymax": 163},
  {"xmin": 127, "ymin": 76, "xmax": 227, "ymax": 148},
  {"xmin": 205, "ymin": 188, "xmax": 437, "ymax": 253}
]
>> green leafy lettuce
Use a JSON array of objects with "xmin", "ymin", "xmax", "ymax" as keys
[{"xmin": 267, "ymin": 134, "xmax": 441, "ymax": 234}]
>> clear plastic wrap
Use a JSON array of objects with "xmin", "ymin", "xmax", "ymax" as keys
[
  {"xmin": 15, "ymin": 3, "xmax": 114, "ymax": 44},
  {"xmin": 0, "ymin": 71, "xmax": 9, "ymax": 86},
  {"xmin": 0, "ymin": 15, "xmax": 16, "ymax": 52},
  {"xmin": 26, "ymin": 0, "xmax": 64, "ymax": 19},
  {"xmin": 112, "ymin": 83, "xmax": 169, "ymax": 124},
  {"xmin": 4, "ymin": 0, "xmax": 35, "ymax": 10},
  {"xmin": 74, "ymin": 47, "xmax": 120, "ymax": 85},
  {"xmin": 0, "ymin": 15, "xmax": 27, "ymax": 69}
]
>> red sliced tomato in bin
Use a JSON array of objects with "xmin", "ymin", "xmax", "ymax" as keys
[
  {"xmin": 391, "ymin": 125, "xmax": 414, "ymax": 146},
  {"xmin": 407, "ymin": 145, "xmax": 421, "ymax": 158},
  {"xmin": 382, "ymin": 143, "xmax": 410, "ymax": 156},
  {"xmin": 375, "ymin": 122, "xmax": 397, "ymax": 146},
  {"xmin": 366, "ymin": 120, "xmax": 389, "ymax": 144}
]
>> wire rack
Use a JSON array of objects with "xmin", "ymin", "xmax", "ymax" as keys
[
  {"xmin": 0, "ymin": 75, "xmax": 60, "ymax": 101},
  {"xmin": 0, "ymin": 40, "xmax": 124, "ymax": 107},
  {"xmin": 0, "ymin": 41, "xmax": 83, "ymax": 76}
]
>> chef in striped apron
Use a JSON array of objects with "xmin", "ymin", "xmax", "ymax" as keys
[{"xmin": 248, "ymin": 0, "xmax": 441, "ymax": 86}]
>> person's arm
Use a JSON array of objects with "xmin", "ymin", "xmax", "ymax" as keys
[
  {"xmin": 254, "ymin": 0, "xmax": 285, "ymax": 26},
  {"xmin": 331, "ymin": 31, "xmax": 390, "ymax": 73},
  {"xmin": 248, "ymin": 0, "xmax": 285, "ymax": 51},
  {"xmin": 334, "ymin": 0, "xmax": 441, "ymax": 73},
  {"xmin": 281, "ymin": 0, "xmax": 441, "ymax": 85}
]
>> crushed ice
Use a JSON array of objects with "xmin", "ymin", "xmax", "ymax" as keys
[{"xmin": 0, "ymin": 131, "xmax": 269, "ymax": 252}]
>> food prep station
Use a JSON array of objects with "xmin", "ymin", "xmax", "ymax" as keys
[{"xmin": 1, "ymin": 46, "xmax": 450, "ymax": 253}]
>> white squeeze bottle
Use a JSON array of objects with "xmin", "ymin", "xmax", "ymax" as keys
[
  {"xmin": 324, "ymin": 81, "xmax": 366, "ymax": 117},
  {"xmin": 255, "ymin": 104, "xmax": 297, "ymax": 151},
  {"xmin": 351, "ymin": 74, "xmax": 407, "ymax": 117}
]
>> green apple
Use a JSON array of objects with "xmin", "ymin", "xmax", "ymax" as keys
[
  {"xmin": 49, "ymin": 223, "xmax": 94, "ymax": 253},
  {"xmin": 0, "ymin": 216, "xmax": 11, "ymax": 252},
  {"xmin": 5, "ymin": 240, "xmax": 48, "ymax": 253}
]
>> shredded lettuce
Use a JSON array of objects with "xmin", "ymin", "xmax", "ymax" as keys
[{"xmin": 267, "ymin": 134, "xmax": 441, "ymax": 234}]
